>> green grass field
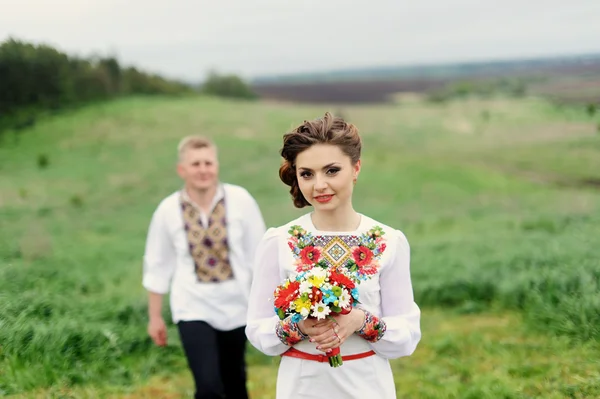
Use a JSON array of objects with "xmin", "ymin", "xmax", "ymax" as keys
[{"xmin": 1, "ymin": 94, "xmax": 599, "ymax": 398}]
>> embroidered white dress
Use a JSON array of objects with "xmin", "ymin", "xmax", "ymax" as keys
[{"xmin": 246, "ymin": 213, "xmax": 421, "ymax": 399}]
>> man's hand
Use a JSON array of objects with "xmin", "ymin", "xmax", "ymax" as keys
[
  {"xmin": 148, "ymin": 317, "xmax": 168, "ymax": 346},
  {"xmin": 147, "ymin": 291, "xmax": 166, "ymax": 346}
]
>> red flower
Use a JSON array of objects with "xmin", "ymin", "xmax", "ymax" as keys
[
  {"xmin": 352, "ymin": 246, "xmax": 373, "ymax": 267},
  {"xmin": 274, "ymin": 281, "xmax": 300, "ymax": 309},
  {"xmin": 360, "ymin": 263, "xmax": 379, "ymax": 275},
  {"xmin": 300, "ymin": 246, "xmax": 320, "ymax": 265},
  {"xmin": 329, "ymin": 271, "xmax": 355, "ymax": 290},
  {"xmin": 310, "ymin": 286, "xmax": 323, "ymax": 304},
  {"xmin": 284, "ymin": 328, "xmax": 303, "ymax": 345},
  {"xmin": 362, "ymin": 328, "xmax": 379, "ymax": 341},
  {"xmin": 379, "ymin": 243, "xmax": 387, "ymax": 253}
]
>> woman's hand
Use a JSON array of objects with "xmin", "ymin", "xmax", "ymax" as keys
[
  {"xmin": 297, "ymin": 317, "xmax": 335, "ymax": 338},
  {"xmin": 308, "ymin": 309, "xmax": 366, "ymax": 353}
]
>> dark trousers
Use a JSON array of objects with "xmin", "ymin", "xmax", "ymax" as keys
[{"xmin": 177, "ymin": 321, "xmax": 249, "ymax": 399}]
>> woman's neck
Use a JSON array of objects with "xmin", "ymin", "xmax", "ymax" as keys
[{"xmin": 311, "ymin": 204, "xmax": 360, "ymax": 232}]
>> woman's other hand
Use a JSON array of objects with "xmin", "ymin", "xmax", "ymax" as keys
[{"xmin": 306, "ymin": 309, "xmax": 366, "ymax": 353}]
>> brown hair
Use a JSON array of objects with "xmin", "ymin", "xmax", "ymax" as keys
[
  {"xmin": 279, "ymin": 112, "xmax": 362, "ymax": 208},
  {"xmin": 177, "ymin": 135, "xmax": 216, "ymax": 161}
]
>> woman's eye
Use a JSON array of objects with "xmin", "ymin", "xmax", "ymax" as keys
[
  {"xmin": 300, "ymin": 171, "xmax": 312, "ymax": 178},
  {"xmin": 326, "ymin": 168, "xmax": 340, "ymax": 175}
]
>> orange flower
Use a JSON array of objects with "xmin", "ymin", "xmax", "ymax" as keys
[{"xmin": 310, "ymin": 286, "xmax": 323, "ymax": 304}]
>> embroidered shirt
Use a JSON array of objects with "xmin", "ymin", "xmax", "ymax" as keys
[
  {"xmin": 143, "ymin": 183, "xmax": 266, "ymax": 330},
  {"xmin": 180, "ymin": 194, "xmax": 234, "ymax": 283}
]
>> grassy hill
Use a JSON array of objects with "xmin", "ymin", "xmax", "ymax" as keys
[{"xmin": 1, "ymin": 94, "xmax": 600, "ymax": 398}]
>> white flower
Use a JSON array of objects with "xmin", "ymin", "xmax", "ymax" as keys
[
  {"xmin": 338, "ymin": 289, "xmax": 351, "ymax": 309},
  {"xmin": 311, "ymin": 300, "xmax": 331, "ymax": 320},
  {"xmin": 299, "ymin": 280, "xmax": 312, "ymax": 294}
]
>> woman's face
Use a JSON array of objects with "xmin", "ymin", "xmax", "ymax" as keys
[{"xmin": 295, "ymin": 143, "xmax": 360, "ymax": 211}]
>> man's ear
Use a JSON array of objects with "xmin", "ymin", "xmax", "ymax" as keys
[{"xmin": 176, "ymin": 163, "xmax": 185, "ymax": 179}]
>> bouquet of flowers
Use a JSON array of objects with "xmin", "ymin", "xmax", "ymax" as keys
[{"xmin": 273, "ymin": 225, "xmax": 386, "ymax": 367}]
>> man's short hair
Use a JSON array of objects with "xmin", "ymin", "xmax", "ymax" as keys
[{"xmin": 177, "ymin": 135, "xmax": 216, "ymax": 161}]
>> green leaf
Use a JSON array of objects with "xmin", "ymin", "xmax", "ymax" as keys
[
  {"xmin": 277, "ymin": 308, "xmax": 286, "ymax": 320},
  {"xmin": 317, "ymin": 260, "xmax": 328, "ymax": 268}
]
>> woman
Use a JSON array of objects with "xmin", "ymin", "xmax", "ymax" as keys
[{"xmin": 245, "ymin": 112, "xmax": 421, "ymax": 398}]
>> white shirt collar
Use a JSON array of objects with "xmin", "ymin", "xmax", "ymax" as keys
[{"xmin": 180, "ymin": 182, "xmax": 225, "ymax": 214}]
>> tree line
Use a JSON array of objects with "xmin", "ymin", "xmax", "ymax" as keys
[{"xmin": 0, "ymin": 38, "xmax": 258, "ymax": 133}]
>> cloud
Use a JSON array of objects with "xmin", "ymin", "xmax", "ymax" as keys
[{"xmin": 2, "ymin": 0, "xmax": 599, "ymax": 80}]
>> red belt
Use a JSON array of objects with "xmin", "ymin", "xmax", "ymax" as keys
[{"xmin": 281, "ymin": 347, "xmax": 376, "ymax": 363}]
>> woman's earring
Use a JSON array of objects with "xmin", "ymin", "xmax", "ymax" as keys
[{"xmin": 353, "ymin": 178, "xmax": 357, "ymax": 185}]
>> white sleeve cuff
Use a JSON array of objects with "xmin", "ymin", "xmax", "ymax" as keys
[{"xmin": 142, "ymin": 273, "xmax": 170, "ymax": 294}]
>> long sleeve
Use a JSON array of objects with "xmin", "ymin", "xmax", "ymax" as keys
[
  {"xmin": 245, "ymin": 228, "xmax": 291, "ymax": 356},
  {"xmin": 142, "ymin": 203, "xmax": 176, "ymax": 294},
  {"xmin": 366, "ymin": 230, "xmax": 421, "ymax": 359}
]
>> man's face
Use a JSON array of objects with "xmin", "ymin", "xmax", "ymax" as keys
[{"xmin": 177, "ymin": 146, "xmax": 219, "ymax": 191}]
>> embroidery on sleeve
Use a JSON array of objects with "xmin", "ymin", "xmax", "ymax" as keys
[
  {"xmin": 276, "ymin": 318, "xmax": 309, "ymax": 346},
  {"xmin": 356, "ymin": 309, "xmax": 387, "ymax": 343}
]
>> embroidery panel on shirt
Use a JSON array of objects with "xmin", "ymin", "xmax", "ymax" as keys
[
  {"xmin": 181, "ymin": 196, "xmax": 234, "ymax": 283},
  {"xmin": 287, "ymin": 225, "xmax": 387, "ymax": 277},
  {"xmin": 284, "ymin": 224, "xmax": 389, "ymax": 342}
]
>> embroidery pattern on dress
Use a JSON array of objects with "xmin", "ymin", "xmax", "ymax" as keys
[{"xmin": 287, "ymin": 224, "xmax": 387, "ymax": 279}]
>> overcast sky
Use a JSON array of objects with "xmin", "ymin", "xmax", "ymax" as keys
[{"xmin": 2, "ymin": 0, "xmax": 599, "ymax": 82}]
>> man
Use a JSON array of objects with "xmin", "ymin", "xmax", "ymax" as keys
[{"xmin": 142, "ymin": 135, "xmax": 266, "ymax": 399}]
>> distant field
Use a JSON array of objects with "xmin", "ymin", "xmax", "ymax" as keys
[
  {"xmin": 1, "ymin": 94, "xmax": 599, "ymax": 398},
  {"xmin": 252, "ymin": 75, "xmax": 600, "ymax": 105},
  {"xmin": 252, "ymin": 54, "xmax": 600, "ymax": 105},
  {"xmin": 252, "ymin": 79, "xmax": 449, "ymax": 103}
]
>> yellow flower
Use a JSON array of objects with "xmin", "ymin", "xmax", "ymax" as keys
[
  {"xmin": 308, "ymin": 275, "xmax": 326, "ymax": 287},
  {"xmin": 294, "ymin": 297, "xmax": 312, "ymax": 315}
]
